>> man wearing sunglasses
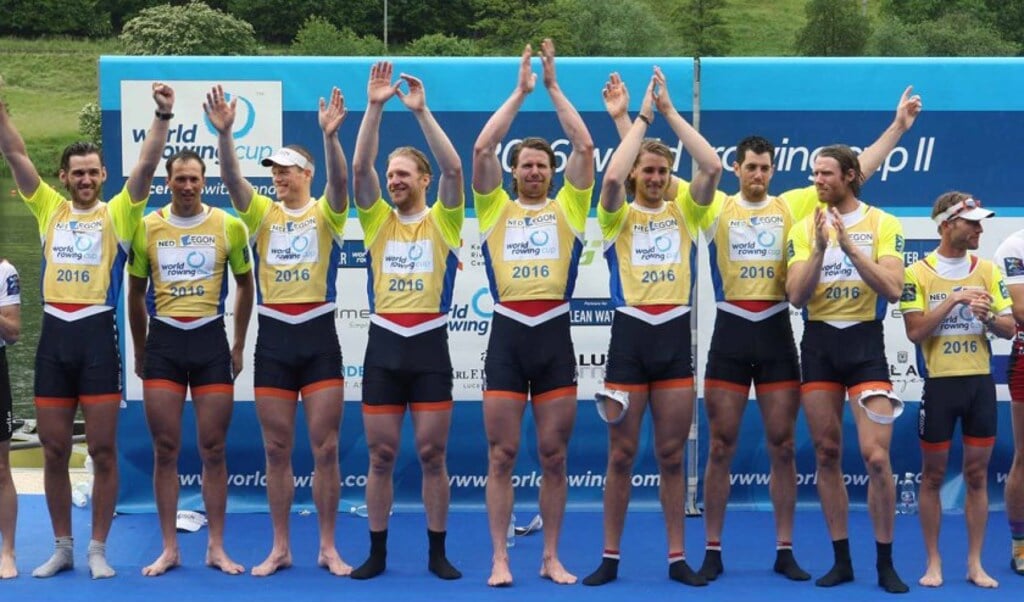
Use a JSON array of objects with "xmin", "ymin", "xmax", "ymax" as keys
[{"xmin": 901, "ymin": 193, "xmax": 1013, "ymax": 589}]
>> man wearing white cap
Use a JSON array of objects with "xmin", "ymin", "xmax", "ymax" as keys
[
  {"xmin": 786, "ymin": 145, "xmax": 909, "ymax": 593},
  {"xmin": 204, "ymin": 85, "xmax": 352, "ymax": 576},
  {"xmin": 901, "ymin": 192, "xmax": 1013, "ymax": 589}
]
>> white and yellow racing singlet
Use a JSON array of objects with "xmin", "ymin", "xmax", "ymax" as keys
[
  {"xmin": 787, "ymin": 202, "xmax": 904, "ymax": 325},
  {"xmin": 128, "ymin": 204, "xmax": 251, "ymax": 325},
  {"xmin": 900, "ymin": 252, "xmax": 1012, "ymax": 378},
  {"xmin": 238, "ymin": 194, "xmax": 346, "ymax": 322},
  {"xmin": 693, "ymin": 186, "xmax": 819, "ymax": 314},
  {"xmin": 22, "ymin": 181, "xmax": 145, "ymax": 319},
  {"xmin": 475, "ymin": 181, "xmax": 591, "ymax": 322},
  {"xmin": 359, "ymin": 197, "xmax": 463, "ymax": 334},
  {"xmin": 598, "ymin": 188, "xmax": 698, "ymax": 315}
]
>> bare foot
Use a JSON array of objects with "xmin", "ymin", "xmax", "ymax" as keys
[
  {"xmin": 318, "ymin": 548, "xmax": 352, "ymax": 576},
  {"xmin": 540, "ymin": 555, "xmax": 577, "ymax": 584},
  {"xmin": 0, "ymin": 552, "xmax": 17, "ymax": 579},
  {"xmin": 141, "ymin": 549, "xmax": 181, "ymax": 577},
  {"xmin": 918, "ymin": 562, "xmax": 943, "ymax": 587},
  {"xmin": 251, "ymin": 549, "xmax": 292, "ymax": 577},
  {"xmin": 967, "ymin": 566, "xmax": 998, "ymax": 588},
  {"xmin": 206, "ymin": 547, "xmax": 244, "ymax": 575},
  {"xmin": 488, "ymin": 557, "xmax": 513, "ymax": 587}
]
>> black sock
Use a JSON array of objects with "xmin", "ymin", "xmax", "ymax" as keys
[
  {"xmin": 350, "ymin": 529, "xmax": 388, "ymax": 580},
  {"xmin": 669, "ymin": 559, "xmax": 707, "ymax": 586},
  {"xmin": 773, "ymin": 548, "xmax": 810, "ymax": 581},
  {"xmin": 426, "ymin": 529, "xmax": 461, "ymax": 580},
  {"xmin": 698, "ymin": 549, "xmax": 723, "ymax": 581},
  {"xmin": 876, "ymin": 542, "xmax": 908, "ymax": 593},
  {"xmin": 815, "ymin": 539, "xmax": 854, "ymax": 587},
  {"xmin": 582, "ymin": 556, "xmax": 619, "ymax": 586}
]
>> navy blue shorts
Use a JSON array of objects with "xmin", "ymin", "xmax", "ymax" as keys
[
  {"xmin": 35, "ymin": 311, "xmax": 122, "ymax": 409},
  {"xmin": 254, "ymin": 312, "xmax": 343, "ymax": 399},
  {"xmin": 143, "ymin": 318, "xmax": 232, "ymax": 393},
  {"xmin": 483, "ymin": 312, "xmax": 576, "ymax": 402},
  {"xmin": 362, "ymin": 322, "xmax": 453, "ymax": 413}
]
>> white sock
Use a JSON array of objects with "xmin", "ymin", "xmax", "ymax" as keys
[
  {"xmin": 32, "ymin": 537, "xmax": 73, "ymax": 578},
  {"xmin": 87, "ymin": 539, "xmax": 115, "ymax": 579}
]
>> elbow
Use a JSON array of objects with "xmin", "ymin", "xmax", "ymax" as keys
[
  {"xmin": 5, "ymin": 330, "xmax": 19, "ymax": 345},
  {"xmin": 441, "ymin": 163, "xmax": 463, "ymax": 181},
  {"xmin": 351, "ymin": 160, "xmax": 371, "ymax": 178},
  {"xmin": 472, "ymin": 142, "xmax": 496, "ymax": 161},
  {"xmin": 701, "ymin": 161, "xmax": 724, "ymax": 180},
  {"xmin": 1013, "ymin": 307, "xmax": 1024, "ymax": 325},
  {"xmin": 573, "ymin": 138, "xmax": 595, "ymax": 158}
]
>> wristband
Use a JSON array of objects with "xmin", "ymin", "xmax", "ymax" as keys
[
  {"xmin": 638, "ymin": 113, "xmax": 652, "ymax": 126},
  {"xmin": 983, "ymin": 311, "xmax": 996, "ymax": 326},
  {"xmin": 155, "ymin": 110, "xmax": 174, "ymax": 121}
]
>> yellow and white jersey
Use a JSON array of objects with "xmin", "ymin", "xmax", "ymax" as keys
[
  {"xmin": 900, "ymin": 252, "xmax": 1012, "ymax": 378},
  {"xmin": 238, "ymin": 194, "xmax": 346, "ymax": 323},
  {"xmin": 787, "ymin": 202, "xmax": 903, "ymax": 326},
  {"xmin": 128, "ymin": 204, "xmax": 251, "ymax": 327},
  {"xmin": 359, "ymin": 197, "xmax": 463, "ymax": 334},
  {"xmin": 474, "ymin": 181, "xmax": 592, "ymax": 323},
  {"xmin": 598, "ymin": 185, "xmax": 699, "ymax": 321},
  {"xmin": 23, "ymin": 181, "xmax": 145, "ymax": 320},
  {"xmin": 693, "ymin": 186, "xmax": 819, "ymax": 317}
]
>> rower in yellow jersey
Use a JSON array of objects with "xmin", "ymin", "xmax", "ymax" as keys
[
  {"xmin": 0, "ymin": 83, "xmax": 175, "ymax": 579},
  {"xmin": 349, "ymin": 61, "xmax": 464, "ymax": 581},
  {"xmin": 205, "ymin": 84, "xmax": 352, "ymax": 577},
  {"xmin": 472, "ymin": 39, "xmax": 594, "ymax": 587},
  {"xmin": 127, "ymin": 150, "xmax": 254, "ymax": 577},
  {"xmin": 901, "ymin": 192, "xmax": 1014, "ymax": 589}
]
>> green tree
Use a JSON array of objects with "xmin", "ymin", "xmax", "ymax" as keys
[
  {"xmin": 120, "ymin": 1, "xmax": 259, "ymax": 55},
  {"xmin": 673, "ymin": 0, "xmax": 731, "ymax": 57},
  {"xmin": 0, "ymin": 0, "xmax": 112, "ymax": 36},
  {"xmin": 404, "ymin": 34, "xmax": 478, "ymax": 57},
  {"xmin": 880, "ymin": 0, "xmax": 991, "ymax": 24},
  {"xmin": 473, "ymin": 0, "xmax": 568, "ymax": 54},
  {"xmin": 385, "ymin": 0, "xmax": 478, "ymax": 45},
  {"xmin": 915, "ymin": 12, "xmax": 1019, "ymax": 56},
  {"xmin": 78, "ymin": 102, "xmax": 102, "ymax": 146},
  {"xmin": 867, "ymin": 16, "xmax": 925, "ymax": 56},
  {"xmin": 554, "ymin": 0, "xmax": 671, "ymax": 56},
  {"xmin": 291, "ymin": 16, "xmax": 384, "ymax": 56},
  {"xmin": 794, "ymin": 0, "xmax": 871, "ymax": 56},
  {"xmin": 228, "ymin": 0, "xmax": 377, "ymax": 44},
  {"xmin": 985, "ymin": 0, "xmax": 1024, "ymax": 54}
]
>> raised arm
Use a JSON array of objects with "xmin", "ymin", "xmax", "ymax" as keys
[
  {"xmin": 0, "ymin": 94, "xmax": 42, "ymax": 196},
  {"xmin": 204, "ymin": 85, "xmax": 255, "ymax": 212},
  {"xmin": 472, "ymin": 44, "xmax": 535, "ymax": 194},
  {"xmin": 352, "ymin": 61, "xmax": 397, "ymax": 210},
  {"xmin": 126, "ymin": 83, "xmax": 176, "ymax": 203},
  {"xmin": 319, "ymin": 86, "xmax": 349, "ymax": 213},
  {"xmin": 540, "ymin": 38, "xmax": 594, "ymax": 189},
  {"xmin": 397, "ymin": 74, "xmax": 463, "ymax": 209},
  {"xmin": 857, "ymin": 86, "xmax": 922, "ymax": 184},
  {"xmin": 603, "ymin": 72, "xmax": 633, "ymax": 140},
  {"xmin": 652, "ymin": 67, "xmax": 721, "ymax": 206},
  {"xmin": 600, "ymin": 77, "xmax": 655, "ymax": 214}
]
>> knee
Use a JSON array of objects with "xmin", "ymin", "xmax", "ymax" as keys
[
  {"xmin": 263, "ymin": 438, "xmax": 292, "ymax": 466},
  {"xmin": 488, "ymin": 443, "xmax": 518, "ymax": 475},
  {"xmin": 654, "ymin": 442, "xmax": 683, "ymax": 473},
  {"xmin": 860, "ymin": 446, "xmax": 890, "ymax": 477},
  {"xmin": 608, "ymin": 443, "xmax": 637, "ymax": 475},
  {"xmin": 814, "ymin": 438, "xmax": 842, "ymax": 469},
  {"xmin": 708, "ymin": 434, "xmax": 737, "ymax": 465},
  {"xmin": 418, "ymin": 442, "xmax": 447, "ymax": 477},
  {"xmin": 198, "ymin": 438, "xmax": 226, "ymax": 467},
  {"xmin": 766, "ymin": 433, "xmax": 796, "ymax": 465},
  {"xmin": 312, "ymin": 438, "xmax": 339, "ymax": 467},
  {"xmin": 152, "ymin": 435, "xmax": 181, "ymax": 466},
  {"xmin": 964, "ymin": 462, "xmax": 988, "ymax": 491},
  {"xmin": 537, "ymin": 443, "xmax": 567, "ymax": 475},
  {"xmin": 42, "ymin": 440, "xmax": 72, "ymax": 465},
  {"xmin": 87, "ymin": 442, "xmax": 116, "ymax": 472},
  {"xmin": 367, "ymin": 442, "xmax": 398, "ymax": 475},
  {"xmin": 919, "ymin": 466, "xmax": 944, "ymax": 490}
]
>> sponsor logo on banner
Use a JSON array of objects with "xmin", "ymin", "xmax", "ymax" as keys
[
  {"xmin": 449, "ymin": 287, "xmax": 492, "ymax": 336},
  {"xmin": 120, "ymin": 80, "xmax": 282, "ymax": 178},
  {"xmin": 337, "ymin": 240, "xmax": 369, "ymax": 268},
  {"xmin": 570, "ymin": 298, "xmax": 613, "ymax": 326}
]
